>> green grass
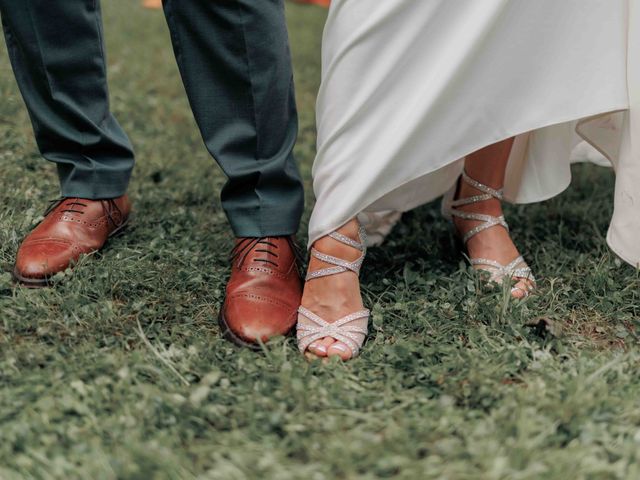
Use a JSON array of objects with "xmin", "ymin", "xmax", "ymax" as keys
[{"xmin": 1, "ymin": 2, "xmax": 640, "ymax": 479}]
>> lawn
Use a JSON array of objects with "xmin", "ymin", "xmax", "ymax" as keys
[{"xmin": 1, "ymin": 2, "xmax": 640, "ymax": 479}]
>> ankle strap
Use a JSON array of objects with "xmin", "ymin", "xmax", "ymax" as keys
[
  {"xmin": 306, "ymin": 225, "xmax": 367, "ymax": 281},
  {"xmin": 461, "ymin": 170, "xmax": 504, "ymax": 200},
  {"xmin": 449, "ymin": 171, "xmax": 504, "ymax": 209},
  {"xmin": 447, "ymin": 170, "xmax": 509, "ymax": 244}
]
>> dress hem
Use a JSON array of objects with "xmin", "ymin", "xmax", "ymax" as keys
[{"xmin": 309, "ymin": 104, "xmax": 629, "ymax": 248}]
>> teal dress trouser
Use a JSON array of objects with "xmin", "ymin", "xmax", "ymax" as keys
[{"xmin": 0, "ymin": 0, "xmax": 304, "ymax": 237}]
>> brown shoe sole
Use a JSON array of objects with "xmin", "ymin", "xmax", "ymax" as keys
[{"xmin": 12, "ymin": 219, "xmax": 130, "ymax": 289}]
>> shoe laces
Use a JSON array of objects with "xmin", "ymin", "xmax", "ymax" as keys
[
  {"xmin": 102, "ymin": 199, "xmax": 125, "ymax": 228},
  {"xmin": 44, "ymin": 197, "xmax": 125, "ymax": 227},
  {"xmin": 230, "ymin": 236, "xmax": 303, "ymax": 269}
]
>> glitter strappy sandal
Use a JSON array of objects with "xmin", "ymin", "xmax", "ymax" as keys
[
  {"xmin": 297, "ymin": 225, "xmax": 370, "ymax": 358},
  {"xmin": 442, "ymin": 170, "xmax": 535, "ymax": 297}
]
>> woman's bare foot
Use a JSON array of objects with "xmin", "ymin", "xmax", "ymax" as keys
[{"xmin": 299, "ymin": 219, "xmax": 366, "ymax": 360}]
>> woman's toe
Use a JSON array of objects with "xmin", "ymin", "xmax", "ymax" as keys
[
  {"xmin": 327, "ymin": 341, "xmax": 353, "ymax": 360},
  {"xmin": 307, "ymin": 341, "xmax": 328, "ymax": 357},
  {"xmin": 511, "ymin": 287, "xmax": 526, "ymax": 299},
  {"xmin": 511, "ymin": 278, "xmax": 533, "ymax": 299},
  {"xmin": 308, "ymin": 337, "xmax": 335, "ymax": 357}
]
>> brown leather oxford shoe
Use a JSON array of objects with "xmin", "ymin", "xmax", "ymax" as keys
[
  {"xmin": 219, "ymin": 236, "xmax": 303, "ymax": 348},
  {"xmin": 13, "ymin": 195, "xmax": 131, "ymax": 287}
]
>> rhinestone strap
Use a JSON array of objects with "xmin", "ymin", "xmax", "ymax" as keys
[
  {"xmin": 450, "ymin": 192, "xmax": 494, "ymax": 208},
  {"xmin": 470, "ymin": 255, "xmax": 535, "ymax": 284},
  {"xmin": 307, "ymin": 250, "xmax": 365, "ymax": 280},
  {"xmin": 444, "ymin": 170, "xmax": 509, "ymax": 244},
  {"xmin": 305, "ymin": 226, "xmax": 367, "ymax": 281},
  {"xmin": 297, "ymin": 306, "xmax": 370, "ymax": 356},
  {"xmin": 329, "ymin": 230, "xmax": 365, "ymax": 251},
  {"xmin": 450, "ymin": 211, "xmax": 509, "ymax": 244},
  {"xmin": 461, "ymin": 170, "xmax": 504, "ymax": 200}
]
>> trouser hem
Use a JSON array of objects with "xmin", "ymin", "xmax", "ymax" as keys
[
  {"xmin": 59, "ymin": 177, "xmax": 130, "ymax": 200},
  {"xmin": 225, "ymin": 205, "xmax": 302, "ymax": 238}
]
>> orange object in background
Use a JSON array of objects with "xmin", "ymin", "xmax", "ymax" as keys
[
  {"xmin": 291, "ymin": 0, "xmax": 330, "ymax": 7},
  {"xmin": 142, "ymin": 0, "xmax": 162, "ymax": 9}
]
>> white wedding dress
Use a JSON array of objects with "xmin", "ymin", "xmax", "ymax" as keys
[{"xmin": 309, "ymin": 0, "xmax": 640, "ymax": 267}]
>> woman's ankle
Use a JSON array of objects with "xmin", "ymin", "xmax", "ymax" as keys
[
  {"xmin": 312, "ymin": 219, "xmax": 362, "ymax": 262},
  {"xmin": 457, "ymin": 184, "xmax": 504, "ymax": 217}
]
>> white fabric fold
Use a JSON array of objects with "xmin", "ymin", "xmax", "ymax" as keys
[{"xmin": 311, "ymin": 0, "xmax": 639, "ymax": 267}]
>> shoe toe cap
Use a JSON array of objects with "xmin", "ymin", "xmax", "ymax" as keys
[
  {"xmin": 15, "ymin": 239, "xmax": 77, "ymax": 279},
  {"xmin": 222, "ymin": 291, "xmax": 297, "ymax": 344}
]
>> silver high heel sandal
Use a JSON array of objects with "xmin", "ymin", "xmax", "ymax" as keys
[
  {"xmin": 297, "ymin": 225, "xmax": 370, "ymax": 358},
  {"xmin": 442, "ymin": 170, "xmax": 535, "ymax": 297}
]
